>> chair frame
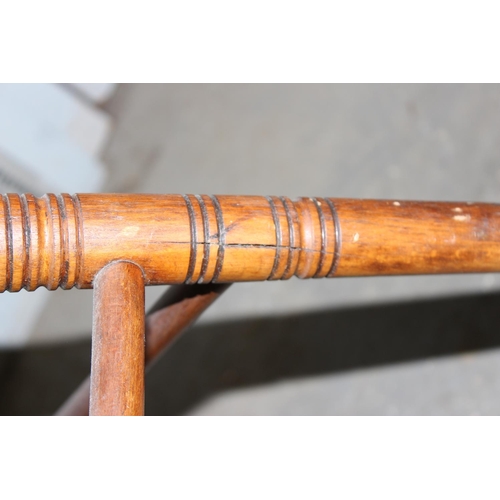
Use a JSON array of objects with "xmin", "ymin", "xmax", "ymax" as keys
[{"xmin": 1, "ymin": 193, "xmax": 499, "ymax": 415}]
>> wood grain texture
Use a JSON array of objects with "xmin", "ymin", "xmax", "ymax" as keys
[
  {"xmin": 0, "ymin": 193, "xmax": 499, "ymax": 291},
  {"xmin": 89, "ymin": 260, "xmax": 145, "ymax": 416},
  {"xmin": 56, "ymin": 283, "xmax": 230, "ymax": 416},
  {"xmin": 334, "ymin": 199, "xmax": 500, "ymax": 276}
]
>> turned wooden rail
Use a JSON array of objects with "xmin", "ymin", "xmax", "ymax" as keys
[
  {"xmin": 1, "ymin": 193, "xmax": 499, "ymax": 416},
  {"xmin": 1, "ymin": 194, "xmax": 499, "ymax": 292}
]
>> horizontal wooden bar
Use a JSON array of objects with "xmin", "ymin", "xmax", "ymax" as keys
[{"xmin": 0, "ymin": 194, "xmax": 499, "ymax": 291}]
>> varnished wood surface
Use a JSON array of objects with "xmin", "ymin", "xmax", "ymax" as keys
[
  {"xmin": 89, "ymin": 260, "xmax": 145, "ymax": 416},
  {"xmin": 56, "ymin": 283, "xmax": 230, "ymax": 416},
  {"xmin": 0, "ymin": 194, "xmax": 499, "ymax": 292}
]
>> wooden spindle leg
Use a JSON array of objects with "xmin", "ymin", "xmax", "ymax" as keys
[
  {"xmin": 56, "ymin": 283, "xmax": 230, "ymax": 416},
  {"xmin": 89, "ymin": 260, "xmax": 145, "ymax": 416}
]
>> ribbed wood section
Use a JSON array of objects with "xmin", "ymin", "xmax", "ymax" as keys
[{"xmin": 0, "ymin": 193, "xmax": 81, "ymax": 292}]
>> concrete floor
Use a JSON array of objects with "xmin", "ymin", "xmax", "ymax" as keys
[{"xmin": 2, "ymin": 83, "xmax": 500, "ymax": 414}]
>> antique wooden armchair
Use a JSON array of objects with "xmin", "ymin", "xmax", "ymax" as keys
[{"xmin": 1, "ymin": 193, "xmax": 498, "ymax": 415}]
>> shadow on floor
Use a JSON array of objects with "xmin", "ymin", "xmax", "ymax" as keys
[{"xmin": 0, "ymin": 291, "xmax": 499, "ymax": 415}]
